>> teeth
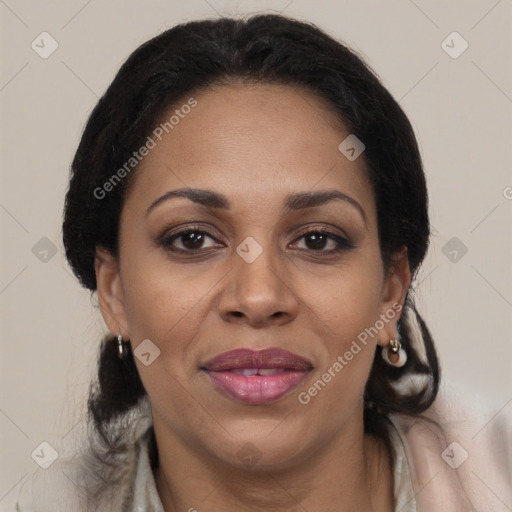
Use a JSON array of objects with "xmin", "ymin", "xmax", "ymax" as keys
[
  {"xmin": 258, "ymin": 368, "xmax": 285, "ymax": 375},
  {"xmin": 232, "ymin": 368, "xmax": 259, "ymax": 376},
  {"xmin": 230, "ymin": 368, "xmax": 286, "ymax": 376}
]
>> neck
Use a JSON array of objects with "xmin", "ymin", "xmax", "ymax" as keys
[{"xmin": 153, "ymin": 411, "xmax": 394, "ymax": 512}]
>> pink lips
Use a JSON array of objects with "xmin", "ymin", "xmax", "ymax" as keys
[{"xmin": 201, "ymin": 348, "xmax": 312, "ymax": 404}]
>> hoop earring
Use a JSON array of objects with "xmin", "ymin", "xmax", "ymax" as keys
[
  {"xmin": 117, "ymin": 329, "xmax": 128, "ymax": 359},
  {"xmin": 382, "ymin": 338, "xmax": 407, "ymax": 368}
]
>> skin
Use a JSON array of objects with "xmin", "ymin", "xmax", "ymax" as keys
[{"xmin": 95, "ymin": 82, "xmax": 411, "ymax": 512}]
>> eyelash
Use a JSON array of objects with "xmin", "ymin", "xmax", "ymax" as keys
[{"xmin": 158, "ymin": 224, "xmax": 354, "ymax": 257}]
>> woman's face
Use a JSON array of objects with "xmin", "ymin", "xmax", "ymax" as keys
[{"xmin": 96, "ymin": 83, "xmax": 410, "ymax": 469}]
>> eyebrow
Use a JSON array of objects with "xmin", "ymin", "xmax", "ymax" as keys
[{"xmin": 146, "ymin": 187, "xmax": 367, "ymax": 226}]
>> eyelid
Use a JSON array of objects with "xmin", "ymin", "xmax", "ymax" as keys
[
  {"xmin": 158, "ymin": 223, "xmax": 222, "ymax": 246},
  {"xmin": 157, "ymin": 222, "xmax": 349, "ymax": 242},
  {"xmin": 291, "ymin": 222, "xmax": 350, "ymax": 240}
]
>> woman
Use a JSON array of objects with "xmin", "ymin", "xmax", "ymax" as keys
[{"xmin": 15, "ymin": 13, "xmax": 511, "ymax": 512}]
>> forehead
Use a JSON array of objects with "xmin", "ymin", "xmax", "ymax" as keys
[{"xmin": 123, "ymin": 82, "xmax": 375, "ymax": 221}]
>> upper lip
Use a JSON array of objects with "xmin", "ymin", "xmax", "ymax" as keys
[{"xmin": 201, "ymin": 348, "xmax": 313, "ymax": 372}]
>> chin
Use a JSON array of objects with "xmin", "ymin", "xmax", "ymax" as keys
[{"xmin": 207, "ymin": 421, "xmax": 315, "ymax": 472}]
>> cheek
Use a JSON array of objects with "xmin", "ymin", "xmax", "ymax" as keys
[
  {"xmin": 297, "ymin": 274, "xmax": 381, "ymax": 426},
  {"xmin": 120, "ymin": 242, "xmax": 216, "ymax": 341},
  {"xmin": 300, "ymin": 256, "xmax": 384, "ymax": 343},
  {"xmin": 120, "ymin": 256, "xmax": 215, "ymax": 419},
  {"xmin": 295, "ymin": 256, "xmax": 383, "ymax": 402}
]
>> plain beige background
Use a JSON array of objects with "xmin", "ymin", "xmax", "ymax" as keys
[{"xmin": 1, "ymin": 0, "xmax": 511, "ymax": 510}]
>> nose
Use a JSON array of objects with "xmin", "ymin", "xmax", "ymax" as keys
[{"xmin": 218, "ymin": 243, "xmax": 299, "ymax": 328}]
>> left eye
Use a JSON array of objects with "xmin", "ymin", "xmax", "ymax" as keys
[{"xmin": 292, "ymin": 230, "xmax": 351, "ymax": 253}]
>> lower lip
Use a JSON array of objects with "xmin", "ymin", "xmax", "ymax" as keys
[{"xmin": 204, "ymin": 370, "xmax": 309, "ymax": 403}]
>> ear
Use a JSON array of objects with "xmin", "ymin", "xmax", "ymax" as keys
[
  {"xmin": 376, "ymin": 246, "xmax": 411, "ymax": 348},
  {"xmin": 94, "ymin": 246, "xmax": 129, "ymax": 339}
]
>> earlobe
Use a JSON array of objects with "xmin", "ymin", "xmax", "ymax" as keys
[
  {"xmin": 94, "ymin": 247, "xmax": 129, "ymax": 338},
  {"xmin": 377, "ymin": 247, "xmax": 411, "ymax": 347}
]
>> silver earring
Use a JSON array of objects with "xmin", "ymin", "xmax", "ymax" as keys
[
  {"xmin": 382, "ymin": 338, "xmax": 407, "ymax": 368},
  {"xmin": 117, "ymin": 329, "xmax": 127, "ymax": 359}
]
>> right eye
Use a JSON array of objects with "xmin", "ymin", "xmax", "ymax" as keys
[{"xmin": 158, "ymin": 225, "xmax": 224, "ymax": 253}]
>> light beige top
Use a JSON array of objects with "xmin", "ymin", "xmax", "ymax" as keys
[{"xmin": 15, "ymin": 383, "xmax": 512, "ymax": 511}]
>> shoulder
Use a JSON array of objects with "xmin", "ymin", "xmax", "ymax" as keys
[
  {"xmin": 389, "ymin": 380, "xmax": 512, "ymax": 512},
  {"xmin": 15, "ymin": 415, "xmax": 156, "ymax": 511},
  {"xmin": 15, "ymin": 453, "xmax": 91, "ymax": 511},
  {"xmin": 15, "ymin": 396, "xmax": 157, "ymax": 511},
  {"xmin": 14, "ymin": 441, "xmax": 144, "ymax": 512}
]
